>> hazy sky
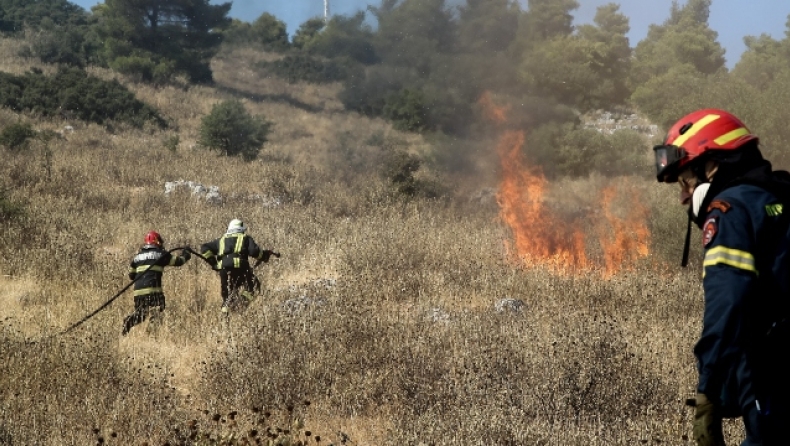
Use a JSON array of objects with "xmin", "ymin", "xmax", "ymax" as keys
[{"xmin": 70, "ymin": 0, "xmax": 790, "ymax": 68}]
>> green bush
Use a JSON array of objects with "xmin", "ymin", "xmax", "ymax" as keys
[
  {"xmin": 381, "ymin": 149, "xmax": 444, "ymax": 198},
  {"xmin": 257, "ymin": 54, "xmax": 352, "ymax": 84},
  {"xmin": 162, "ymin": 134, "xmax": 180, "ymax": 153},
  {"xmin": 27, "ymin": 27, "xmax": 86, "ymax": 67},
  {"xmin": 0, "ymin": 122, "xmax": 35, "ymax": 151},
  {"xmin": 0, "ymin": 67, "xmax": 165, "ymax": 128},
  {"xmin": 383, "ymin": 88, "xmax": 428, "ymax": 132},
  {"xmin": 555, "ymin": 128, "xmax": 650, "ymax": 178},
  {"xmin": 108, "ymin": 54, "xmax": 177, "ymax": 84},
  {"xmin": 0, "ymin": 0, "xmax": 87, "ymax": 34},
  {"xmin": 198, "ymin": 99, "xmax": 271, "ymax": 161},
  {"xmin": 0, "ymin": 186, "xmax": 23, "ymax": 222}
]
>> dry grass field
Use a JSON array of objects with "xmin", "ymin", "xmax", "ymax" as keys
[{"xmin": 0, "ymin": 37, "xmax": 748, "ymax": 445}]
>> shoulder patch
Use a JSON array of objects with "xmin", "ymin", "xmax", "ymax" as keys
[
  {"xmin": 765, "ymin": 203, "xmax": 784, "ymax": 217},
  {"xmin": 702, "ymin": 217, "xmax": 718, "ymax": 247},
  {"xmin": 707, "ymin": 200, "xmax": 731, "ymax": 214}
]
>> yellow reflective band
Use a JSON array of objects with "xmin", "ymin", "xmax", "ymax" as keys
[
  {"xmin": 703, "ymin": 246, "xmax": 758, "ymax": 274},
  {"xmin": 673, "ymin": 114, "xmax": 720, "ymax": 148},
  {"xmin": 201, "ymin": 250, "xmax": 214, "ymax": 259},
  {"xmin": 136, "ymin": 265, "xmax": 163, "ymax": 273},
  {"xmin": 714, "ymin": 127, "xmax": 750, "ymax": 146},
  {"xmin": 219, "ymin": 237, "xmax": 226, "ymax": 255},
  {"xmin": 235, "ymin": 234, "xmax": 244, "ymax": 253},
  {"xmin": 168, "ymin": 255, "xmax": 179, "ymax": 266},
  {"xmin": 134, "ymin": 287, "xmax": 163, "ymax": 296},
  {"xmin": 234, "ymin": 257, "xmax": 240, "ymax": 268}
]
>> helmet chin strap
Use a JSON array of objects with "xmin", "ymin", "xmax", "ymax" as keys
[
  {"xmin": 680, "ymin": 164, "xmax": 711, "ymax": 268},
  {"xmin": 691, "ymin": 183, "xmax": 711, "ymax": 218},
  {"xmin": 682, "ymin": 205, "xmax": 692, "ymax": 267}
]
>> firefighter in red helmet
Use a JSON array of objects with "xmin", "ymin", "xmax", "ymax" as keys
[
  {"xmin": 655, "ymin": 109, "xmax": 790, "ymax": 446},
  {"xmin": 123, "ymin": 231, "xmax": 190, "ymax": 335}
]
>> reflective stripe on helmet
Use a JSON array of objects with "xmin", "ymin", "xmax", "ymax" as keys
[
  {"xmin": 714, "ymin": 127, "xmax": 750, "ymax": 146},
  {"xmin": 672, "ymin": 114, "xmax": 720, "ymax": 148}
]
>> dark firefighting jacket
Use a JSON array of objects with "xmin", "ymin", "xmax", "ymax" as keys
[
  {"xmin": 128, "ymin": 245, "xmax": 189, "ymax": 297},
  {"xmin": 200, "ymin": 233, "xmax": 268, "ymax": 271},
  {"xmin": 695, "ymin": 165, "xmax": 790, "ymax": 415}
]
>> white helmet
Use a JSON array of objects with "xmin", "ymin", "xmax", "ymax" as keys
[{"xmin": 226, "ymin": 218, "xmax": 246, "ymax": 234}]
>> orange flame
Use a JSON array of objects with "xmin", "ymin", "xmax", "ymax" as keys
[
  {"xmin": 479, "ymin": 91, "xmax": 510, "ymax": 125},
  {"xmin": 596, "ymin": 184, "xmax": 652, "ymax": 278},
  {"xmin": 495, "ymin": 129, "xmax": 589, "ymax": 272},
  {"xmin": 481, "ymin": 93, "xmax": 651, "ymax": 276}
]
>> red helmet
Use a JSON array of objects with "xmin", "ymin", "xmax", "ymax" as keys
[
  {"xmin": 654, "ymin": 109, "xmax": 758, "ymax": 183},
  {"xmin": 144, "ymin": 230, "xmax": 164, "ymax": 247}
]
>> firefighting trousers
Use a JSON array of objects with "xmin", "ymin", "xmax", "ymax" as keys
[
  {"xmin": 219, "ymin": 267, "xmax": 260, "ymax": 310},
  {"xmin": 122, "ymin": 293, "xmax": 165, "ymax": 335}
]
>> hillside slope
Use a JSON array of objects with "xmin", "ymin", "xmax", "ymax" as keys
[{"xmin": 0, "ymin": 39, "xmax": 730, "ymax": 445}]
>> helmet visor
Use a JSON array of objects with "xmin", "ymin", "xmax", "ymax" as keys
[{"xmin": 653, "ymin": 145, "xmax": 686, "ymax": 183}]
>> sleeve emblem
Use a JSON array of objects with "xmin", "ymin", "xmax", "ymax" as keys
[
  {"xmin": 707, "ymin": 200, "xmax": 731, "ymax": 214},
  {"xmin": 702, "ymin": 217, "xmax": 718, "ymax": 247}
]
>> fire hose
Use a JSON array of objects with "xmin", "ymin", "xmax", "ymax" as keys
[
  {"xmin": 58, "ymin": 246, "xmax": 195, "ymax": 336},
  {"xmin": 56, "ymin": 246, "xmax": 279, "ymax": 337}
]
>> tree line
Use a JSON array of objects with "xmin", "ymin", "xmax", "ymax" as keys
[{"xmin": 2, "ymin": 0, "xmax": 790, "ymax": 173}]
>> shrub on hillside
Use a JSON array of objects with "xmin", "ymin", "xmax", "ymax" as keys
[
  {"xmin": 527, "ymin": 123, "xmax": 650, "ymax": 179},
  {"xmin": 0, "ymin": 121, "xmax": 35, "ymax": 151},
  {"xmin": 0, "ymin": 67, "xmax": 165, "ymax": 128},
  {"xmin": 381, "ymin": 149, "xmax": 445, "ymax": 198},
  {"xmin": 21, "ymin": 19, "xmax": 101, "ymax": 68},
  {"xmin": 27, "ymin": 28, "xmax": 88, "ymax": 67},
  {"xmin": 0, "ymin": 186, "xmax": 23, "ymax": 222},
  {"xmin": 556, "ymin": 128, "xmax": 650, "ymax": 178},
  {"xmin": 108, "ymin": 53, "xmax": 176, "ymax": 84},
  {"xmin": 383, "ymin": 88, "xmax": 428, "ymax": 132},
  {"xmin": 0, "ymin": 0, "xmax": 87, "ymax": 34},
  {"xmin": 198, "ymin": 99, "xmax": 271, "ymax": 161},
  {"xmin": 257, "ymin": 54, "xmax": 351, "ymax": 84}
]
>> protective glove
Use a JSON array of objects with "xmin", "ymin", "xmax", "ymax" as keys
[
  {"xmin": 692, "ymin": 393, "xmax": 726, "ymax": 446},
  {"xmin": 180, "ymin": 249, "xmax": 191, "ymax": 262},
  {"xmin": 261, "ymin": 250, "xmax": 277, "ymax": 262}
]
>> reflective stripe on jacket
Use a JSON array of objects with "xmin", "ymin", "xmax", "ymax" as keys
[
  {"xmin": 200, "ymin": 234, "xmax": 265, "ymax": 270},
  {"xmin": 696, "ymin": 182, "xmax": 790, "ymax": 413},
  {"xmin": 128, "ymin": 246, "xmax": 188, "ymax": 296}
]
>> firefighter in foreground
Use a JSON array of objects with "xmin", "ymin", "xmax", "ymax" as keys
[
  {"xmin": 200, "ymin": 219, "xmax": 279, "ymax": 312},
  {"xmin": 655, "ymin": 109, "xmax": 790, "ymax": 445},
  {"xmin": 123, "ymin": 231, "xmax": 191, "ymax": 335}
]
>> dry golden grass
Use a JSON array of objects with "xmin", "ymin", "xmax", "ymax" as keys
[{"xmin": 0, "ymin": 37, "xmax": 747, "ymax": 445}]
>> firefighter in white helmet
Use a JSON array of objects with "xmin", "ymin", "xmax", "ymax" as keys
[{"xmin": 199, "ymin": 219, "xmax": 278, "ymax": 312}]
